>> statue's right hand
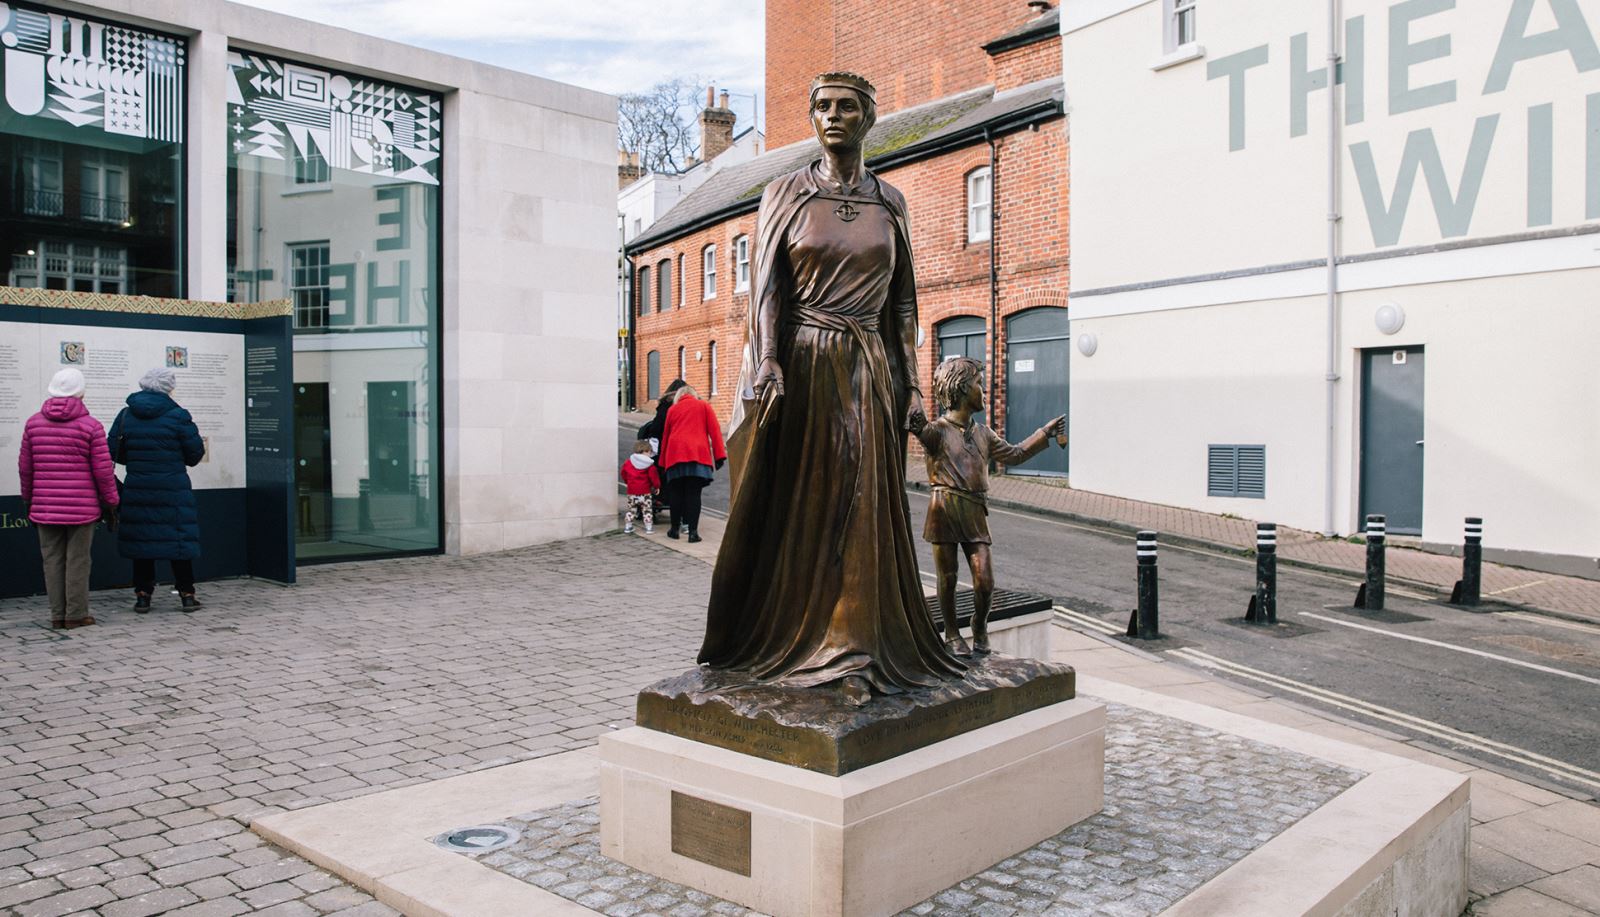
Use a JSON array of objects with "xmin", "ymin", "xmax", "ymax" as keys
[{"xmin": 754, "ymin": 357, "xmax": 785, "ymax": 400}]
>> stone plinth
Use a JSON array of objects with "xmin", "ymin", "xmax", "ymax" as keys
[
  {"xmin": 636, "ymin": 654, "xmax": 1074, "ymax": 775},
  {"xmin": 600, "ymin": 698, "xmax": 1105, "ymax": 917}
]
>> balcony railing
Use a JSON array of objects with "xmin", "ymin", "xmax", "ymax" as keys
[
  {"xmin": 21, "ymin": 189, "xmax": 64, "ymax": 216},
  {"xmin": 79, "ymin": 193, "xmax": 129, "ymax": 223},
  {"xmin": 16, "ymin": 190, "xmax": 129, "ymax": 223}
]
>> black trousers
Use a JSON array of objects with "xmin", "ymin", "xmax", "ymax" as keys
[
  {"xmin": 132, "ymin": 559, "xmax": 196, "ymax": 595},
  {"xmin": 667, "ymin": 477, "xmax": 708, "ymax": 533}
]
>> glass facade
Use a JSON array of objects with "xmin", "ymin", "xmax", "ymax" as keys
[
  {"xmin": 226, "ymin": 50, "xmax": 441, "ymax": 561},
  {"xmin": 1, "ymin": 4, "xmax": 185, "ymax": 296}
]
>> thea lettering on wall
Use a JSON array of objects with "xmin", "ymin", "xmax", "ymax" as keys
[{"xmin": 1205, "ymin": 0, "xmax": 1600, "ymax": 246}]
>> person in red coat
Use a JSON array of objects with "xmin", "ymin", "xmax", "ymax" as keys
[
  {"xmin": 18, "ymin": 368, "xmax": 120, "ymax": 629},
  {"xmin": 659, "ymin": 385, "xmax": 727, "ymax": 543},
  {"xmin": 619, "ymin": 440, "xmax": 661, "ymax": 534}
]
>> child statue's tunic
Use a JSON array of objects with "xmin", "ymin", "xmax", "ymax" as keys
[{"xmin": 916, "ymin": 419, "xmax": 1050, "ymax": 544}]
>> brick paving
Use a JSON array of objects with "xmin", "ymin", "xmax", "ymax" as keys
[
  {"xmin": 453, "ymin": 703, "xmax": 1363, "ymax": 917},
  {"xmin": 0, "ymin": 534, "xmax": 710, "ymax": 916},
  {"xmin": 904, "ymin": 464, "xmax": 1600, "ymax": 623}
]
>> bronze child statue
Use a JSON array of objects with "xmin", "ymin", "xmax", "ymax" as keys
[{"xmin": 913, "ymin": 356, "xmax": 1065, "ymax": 656}]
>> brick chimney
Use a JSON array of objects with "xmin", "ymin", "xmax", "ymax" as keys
[
  {"xmin": 618, "ymin": 149, "xmax": 643, "ymax": 189},
  {"xmin": 699, "ymin": 85, "xmax": 737, "ymax": 163}
]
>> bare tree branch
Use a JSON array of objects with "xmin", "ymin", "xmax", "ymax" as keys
[{"xmin": 618, "ymin": 77, "xmax": 704, "ymax": 174}]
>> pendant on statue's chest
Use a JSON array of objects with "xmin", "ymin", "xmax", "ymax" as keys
[{"xmin": 833, "ymin": 202, "xmax": 860, "ymax": 223}]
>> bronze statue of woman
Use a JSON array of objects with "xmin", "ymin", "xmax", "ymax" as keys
[{"xmin": 698, "ymin": 72, "xmax": 966, "ymax": 705}]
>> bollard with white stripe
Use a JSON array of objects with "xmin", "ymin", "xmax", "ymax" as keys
[
  {"xmin": 1354, "ymin": 514, "xmax": 1386, "ymax": 611},
  {"xmin": 1450, "ymin": 517, "xmax": 1483, "ymax": 606},
  {"xmin": 1245, "ymin": 523, "xmax": 1277, "ymax": 624},
  {"xmin": 1126, "ymin": 531, "xmax": 1160, "ymax": 640}
]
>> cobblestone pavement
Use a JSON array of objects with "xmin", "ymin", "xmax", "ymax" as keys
[
  {"xmin": 903, "ymin": 464, "xmax": 1600, "ymax": 622},
  {"xmin": 0, "ymin": 534, "xmax": 710, "ymax": 916},
  {"xmin": 457, "ymin": 703, "xmax": 1365, "ymax": 917}
]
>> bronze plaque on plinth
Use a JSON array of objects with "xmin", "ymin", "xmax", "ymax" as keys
[
  {"xmin": 670, "ymin": 791, "xmax": 751, "ymax": 876},
  {"xmin": 637, "ymin": 654, "xmax": 1075, "ymax": 776}
]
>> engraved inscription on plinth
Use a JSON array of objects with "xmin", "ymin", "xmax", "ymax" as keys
[{"xmin": 670, "ymin": 791, "xmax": 751, "ymax": 876}]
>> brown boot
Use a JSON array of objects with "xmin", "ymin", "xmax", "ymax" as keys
[{"xmin": 64, "ymin": 617, "xmax": 96, "ymax": 630}]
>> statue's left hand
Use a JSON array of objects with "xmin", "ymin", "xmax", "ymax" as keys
[{"xmin": 905, "ymin": 390, "xmax": 926, "ymax": 432}]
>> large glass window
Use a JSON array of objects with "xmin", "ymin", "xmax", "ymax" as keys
[
  {"xmin": 227, "ymin": 50, "xmax": 442, "ymax": 561},
  {"xmin": 1, "ymin": 4, "xmax": 186, "ymax": 296}
]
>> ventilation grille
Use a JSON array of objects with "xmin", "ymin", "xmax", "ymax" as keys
[{"xmin": 1208, "ymin": 445, "xmax": 1266, "ymax": 499}]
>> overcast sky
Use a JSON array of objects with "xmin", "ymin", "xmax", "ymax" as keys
[{"xmin": 235, "ymin": 0, "xmax": 766, "ymax": 131}]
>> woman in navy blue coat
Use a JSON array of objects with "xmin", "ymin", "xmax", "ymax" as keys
[{"xmin": 109, "ymin": 367, "xmax": 206, "ymax": 612}]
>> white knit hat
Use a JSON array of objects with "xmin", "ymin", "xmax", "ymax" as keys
[
  {"xmin": 47, "ymin": 367, "xmax": 85, "ymax": 399},
  {"xmin": 139, "ymin": 367, "xmax": 177, "ymax": 394}
]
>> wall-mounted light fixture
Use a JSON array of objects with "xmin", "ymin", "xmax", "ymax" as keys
[
  {"xmin": 1374, "ymin": 303, "xmax": 1405, "ymax": 335},
  {"xmin": 1076, "ymin": 332, "xmax": 1098, "ymax": 357}
]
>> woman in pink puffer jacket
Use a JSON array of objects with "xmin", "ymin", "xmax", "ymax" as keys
[{"xmin": 19, "ymin": 367, "xmax": 120, "ymax": 630}]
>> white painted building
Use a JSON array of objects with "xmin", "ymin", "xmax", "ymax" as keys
[
  {"xmin": 3, "ymin": 0, "xmax": 619, "ymax": 562},
  {"xmin": 1062, "ymin": 0, "xmax": 1600, "ymax": 575}
]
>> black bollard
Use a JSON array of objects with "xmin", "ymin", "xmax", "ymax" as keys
[
  {"xmin": 1126, "ymin": 531, "xmax": 1160, "ymax": 639},
  {"xmin": 1246, "ymin": 523, "xmax": 1277, "ymax": 623},
  {"xmin": 1355, "ymin": 514, "xmax": 1386, "ymax": 611},
  {"xmin": 1450, "ymin": 517, "xmax": 1483, "ymax": 606}
]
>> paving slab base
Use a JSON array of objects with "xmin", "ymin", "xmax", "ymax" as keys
[{"xmin": 254, "ymin": 682, "xmax": 1470, "ymax": 917}]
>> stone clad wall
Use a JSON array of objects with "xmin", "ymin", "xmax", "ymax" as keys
[{"xmin": 445, "ymin": 84, "xmax": 620, "ymax": 554}]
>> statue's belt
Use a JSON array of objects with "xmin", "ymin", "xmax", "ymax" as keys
[
  {"xmin": 931, "ymin": 484, "xmax": 989, "ymax": 508},
  {"xmin": 788, "ymin": 306, "xmax": 880, "ymax": 336}
]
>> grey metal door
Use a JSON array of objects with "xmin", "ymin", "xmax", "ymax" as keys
[
  {"xmin": 1004, "ymin": 308, "xmax": 1069, "ymax": 475},
  {"xmin": 1360, "ymin": 346, "xmax": 1425, "ymax": 535},
  {"xmin": 936, "ymin": 316, "xmax": 987, "ymax": 426}
]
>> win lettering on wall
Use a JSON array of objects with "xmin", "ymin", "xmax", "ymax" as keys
[
  {"xmin": 0, "ymin": 2, "xmax": 185, "ymax": 141},
  {"xmin": 1206, "ymin": 0, "xmax": 1600, "ymax": 246},
  {"xmin": 228, "ymin": 51, "xmax": 440, "ymax": 186}
]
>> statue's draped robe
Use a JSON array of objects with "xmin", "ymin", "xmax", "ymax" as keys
[{"xmin": 698, "ymin": 162, "xmax": 966, "ymax": 693}]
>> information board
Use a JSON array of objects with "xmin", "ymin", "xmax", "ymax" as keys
[{"xmin": 0, "ymin": 322, "xmax": 245, "ymax": 494}]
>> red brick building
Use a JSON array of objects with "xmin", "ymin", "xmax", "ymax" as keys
[{"xmin": 626, "ymin": 1, "xmax": 1071, "ymax": 475}]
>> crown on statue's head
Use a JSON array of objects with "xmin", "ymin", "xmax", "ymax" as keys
[{"xmin": 810, "ymin": 72, "xmax": 877, "ymax": 104}]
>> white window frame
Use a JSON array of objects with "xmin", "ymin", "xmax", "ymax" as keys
[
  {"xmin": 734, "ymin": 235, "xmax": 750, "ymax": 291},
  {"xmin": 703, "ymin": 245, "xmax": 717, "ymax": 299},
  {"xmin": 678, "ymin": 345, "xmax": 686, "ymax": 380},
  {"xmin": 709, "ymin": 340, "xmax": 718, "ymax": 394},
  {"xmin": 290, "ymin": 144, "xmax": 331, "ymax": 188},
  {"xmin": 1164, "ymin": 0, "xmax": 1197, "ymax": 53},
  {"xmin": 638, "ymin": 264, "xmax": 651, "ymax": 315},
  {"xmin": 288, "ymin": 241, "xmax": 332, "ymax": 328},
  {"xmin": 22, "ymin": 144, "xmax": 63, "ymax": 217},
  {"xmin": 79, "ymin": 151, "xmax": 128, "ymax": 224},
  {"xmin": 967, "ymin": 167, "xmax": 992, "ymax": 244},
  {"xmin": 10, "ymin": 241, "xmax": 126, "ymax": 293},
  {"xmin": 658, "ymin": 258, "xmax": 672, "ymax": 311}
]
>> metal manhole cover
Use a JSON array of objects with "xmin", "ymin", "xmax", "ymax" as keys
[{"xmin": 436, "ymin": 825, "xmax": 519, "ymax": 854}]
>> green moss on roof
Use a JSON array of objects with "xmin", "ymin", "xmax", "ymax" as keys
[
  {"xmin": 738, "ymin": 180, "xmax": 772, "ymax": 201},
  {"xmin": 864, "ymin": 109, "xmax": 971, "ymax": 160}
]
